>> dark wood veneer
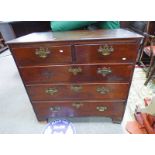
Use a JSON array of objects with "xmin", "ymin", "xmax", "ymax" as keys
[
  {"xmin": 19, "ymin": 64, "xmax": 133, "ymax": 84},
  {"xmin": 12, "ymin": 45, "xmax": 72, "ymax": 66},
  {"xmin": 7, "ymin": 29, "xmax": 143, "ymax": 123},
  {"xmin": 75, "ymin": 43, "xmax": 138, "ymax": 63},
  {"xmin": 32, "ymin": 101, "xmax": 125, "ymax": 121},
  {"xmin": 26, "ymin": 83, "xmax": 129, "ymax": 101}
]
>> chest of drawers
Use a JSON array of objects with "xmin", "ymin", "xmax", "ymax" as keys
[{"xmin": 7, "ymin": 29, "xmax": 143, "ymax": 123}]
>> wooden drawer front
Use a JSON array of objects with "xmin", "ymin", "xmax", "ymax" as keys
[
  {"xmin": 26, "ymin": 83, "xmax": 129, "ymax": 101},
  {"xmin": 12, "ymin": 45, "xmax": 72, "ymax": 66},
  {"xmin": 75, "ymin": 43, "xmax": 138, "ymax": 63},
  {"xmin": 20, "ymin": 64, "xmax": 133, "ymax": 84},
  {"xmin": 32, "ymin": 101, "xmax": 125, "ymax": 121}
]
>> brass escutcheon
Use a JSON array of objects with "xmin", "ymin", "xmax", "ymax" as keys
[
  {"xmin": 68, "ymin": 67, "xmax": 82, "ymax": 75},
  {"xmin": 71, "ymin": 85, "xmax": 82, "ymax": 92},
  {"xmin": 45, "ymin": 87, "xmax": 58, "ymax": 95},
  {"xmin": 97, "ymin": 67, "xmax": 112, "ymax": 76},
  {"xmin": 98, "ymin": 44, "xmax": 114, "ymax": 56},
  {"xmin": 96, "ymin": 87, "xmax": 110, "ymax": 94},
  {"xmin": 35, "ymin": 47, "xmax": 50, "ymax": 58},
  {"xmin": 96, "ymin": 106, "xmax": 107, "ymax": 112},
  {"xmin": 72, "ymin": 102, "xmax": 84, "ymax": 109}
]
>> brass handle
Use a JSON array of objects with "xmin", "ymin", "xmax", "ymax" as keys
[
  {"xmin": 97, "ymin": 67, "xmax": 112, "ymax": 76},
  {"xmin": 98, "ymin": 44, "xmax": 114, "ymax": 56},
  {"xmin": 96, "ymin": 87, "xmax": 110, "ymax": 94},
  {"xmin": 96, "ymin": 106, "xmax": 107, "ymax": 112},
  {"xmin": 71, "ymin": 85, "xmax": 82, "ymax": 92},
  {"xmin": 68, "ymin": 67, "xmax": 82, "ymax": 75},
  {"xmin": 35, "ymin": 48, "xmax": 50, "ymax": 58},
  {"xmin": 72, "ymin": 102, "xmax": 83, "ymax": 109},
  {"xmin": 50, "ymin": 106, "xmax": 61, "ymax": 112},
  {"xmin": 45, "ymin": 88, "xmax": 58, "ymax": 95}
]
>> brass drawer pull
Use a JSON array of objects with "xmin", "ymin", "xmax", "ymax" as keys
[
  {"xmin": 35, "ymin": 47, "xmax": 51, "ymax": 58},
  {"xmin": 97, "ymin": 67, "xmax": 112, "ymax": 76},
  {"xmin": 50, "ymin": 106, "xmax": 61, "ymax": 112},
  {"xmin": 45, "ymin": 88, "xmax": 58, "ymax": 95},
  {"xmin": 96, "ymin": 106, "xmax": 107, "ymax": 112},
  {"xmin": 72, "ymin": 102, "xmax": 84, "ymax": 109},
  {"xmin": 71, "ymin": 85, "xmax": 82, "ymax": 92},
  {"xmin": 68, "ymin": 67, "xmax": 82, "ymax": 75},
  {"xmin": 96, "ymin": 87, "xmax": 110, "ymax": 94},
  {"xmin": 98, "ymin": 44, "xmax": 114, "ymax": 56}
]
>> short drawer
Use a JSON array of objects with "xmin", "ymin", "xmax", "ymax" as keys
[
  {"xmin": 32, "ymin": 101, "xmax": 125, "ymax": 121},
  {"xmin": 20, "ymin": 64, "xmax": 133, "ymax": 84},
  {"xmin": 26, "ymin": 83, "xmax": 129, "ymax": 101},
  {"xmin": 75, "ymin": 43, "xmax": 138, "ymax": 63},
  {"xmin": 11, "ymin": 45, "xmax": 72, "ymax": 66}
]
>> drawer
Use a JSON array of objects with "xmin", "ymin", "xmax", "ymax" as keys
[
  {"xmin": 26, "ymin": 83, "xmax": 129, "ymax": 101},
  {"xmin": 11, "ymin": 45, "xmax": 72, "ymax": 66},
  {"xmin": 75, "ymin": 43, "xmax": 138, "ymax": 63},
  {"xmin": 32, "ymin": 101, "xmax": 125, "ymax": 121},
  {"xmin": 20, "ymin": 64, "xmax": 133, "ymax": 84}
]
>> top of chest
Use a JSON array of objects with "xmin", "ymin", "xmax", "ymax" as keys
[{"xmin": 7, "ymin": 29, "xmax": 143, "ymax": 45}]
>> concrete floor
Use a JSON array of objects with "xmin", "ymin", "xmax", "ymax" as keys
[{"xmin": 0, "ymin": 49, "xmax": 126, "ymax": 133}]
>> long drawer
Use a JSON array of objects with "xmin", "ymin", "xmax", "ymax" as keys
[
  {"xmin": 20, "ymin": 64, "xmax": 133, "ymax": 84},
  {"xmin": 12, "ymin": 45, "xmax": 72, "ymax": 66},
  {"xmin": 32, "ymin": 101, "xmax": 125, "ymax": 121},
  {"xmin": 75, "ymin": 43, "xmax": 138, "ymax": 63},
  {"xmin": 26, "ymin": 83, "xmax": 129, "ymax": 101}
]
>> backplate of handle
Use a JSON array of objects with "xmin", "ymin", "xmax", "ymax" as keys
[
  {"xmin": 50, "ymin": 106, "xmax": 61, "ymax": 112},
  {"xmin": 97, "ymin": 67, "xmax": 112, "ymax": 76},
  {"xmin": 96, "ymin": 87, "xmax": 110, "ymax": 94},
  {"xmin": 96, "ymin": 106, "xmax": 107, "ymax": 112},
  {"xmin": 68, "ymin": 67, "xmax": 82, "ymax": 75},
  {"xmin": 35, "ymin": 47, "xmax": 51, "ymax": 58},
  {"xmin": 72, "ymin": 102, "xmax": 84, "ymax": 109},
  {"xmin": 71, "ymin": 85, "xmax": 82, "ymax": 92},
  {"xmin": 98, "ymin": 44, "xmax": 114, "ymax": 56},
  {"xmin": 45, "ymin": 87, "xmax": 58, "ymax": 95}
]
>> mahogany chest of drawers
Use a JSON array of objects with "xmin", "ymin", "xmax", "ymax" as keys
[{"xmin": 7, "ymin": 29, "xmax": 143, "ymax": 123}]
